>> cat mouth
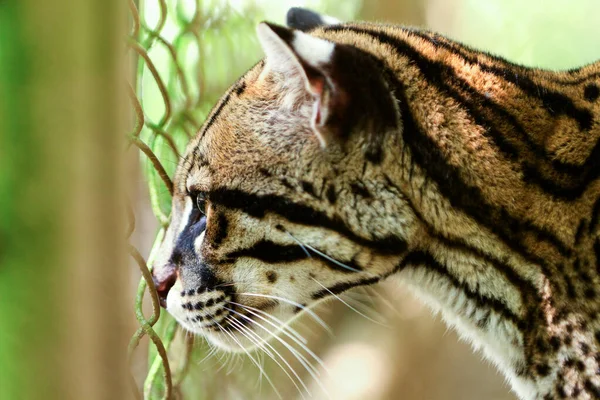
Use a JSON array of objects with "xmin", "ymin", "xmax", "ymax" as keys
[{"xmin": 177, "ymin": 295, "xmax": 282, "ymax": 345}]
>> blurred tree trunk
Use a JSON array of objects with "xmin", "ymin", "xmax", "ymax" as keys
[{"xmin": 0, "ymin": 1, "xmax": 132, "ymax": 399}]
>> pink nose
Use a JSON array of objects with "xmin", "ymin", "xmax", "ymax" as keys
[{"xmin": 152, "ymin": 266, "xmax": 177, "ymax": 308}]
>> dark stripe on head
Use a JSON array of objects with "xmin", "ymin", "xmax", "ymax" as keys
[
  {"xmin": 198, "ymin": 92, "xmax": 232, "ymax": 140},
  {"xmin": 227, "ymin": 241, "xmax": 307, "ymax": 263},
  {"xmin": 210, "ymin": 212, "xmax": 229, "ymax": 248},
  {"xmin": 209, "ymin": 188, "xmax": 408, "ymax": 254},
  {"xmin": 311, "ymin": 276, "xmax": 381, "ymax": 300},
  {"xmin": 226, "ymin": 239, "xmax": 363, "ymax": 274},
  {"xmin": 197, "ymin": 60, "xmax": 264, "ymax": 141},
  {"xmin": 553, "ymin": 68, "xmax": 600, "ymax": 86}
]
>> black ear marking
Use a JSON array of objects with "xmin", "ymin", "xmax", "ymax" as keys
[
  {"xmin": 286, "ymin": 7, "xmax": 326, "ymax": 31},
  {"xmin": 257, "ymin": 21, "xmax": 398, "ymax": 149}
]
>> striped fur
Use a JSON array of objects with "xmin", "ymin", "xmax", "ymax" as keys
[{"xmin": 152, "ymin": 9, "xmax": 600, "ymax": 400}]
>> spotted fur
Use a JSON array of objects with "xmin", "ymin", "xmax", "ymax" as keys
[{"xmin": 151, "ymin": 8, "xmax": 600, "ymax": 399}]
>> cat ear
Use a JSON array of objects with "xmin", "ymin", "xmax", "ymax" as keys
[
  {"xmin": 286, "ymin": 7, "xmax": 341, "ymax": 32},
  {"xmin": 256, "ymin": 22, "xmax": 344, "ymax": 148},
  {"xmin": 257, "ymin": 22, "xmax": 398, "ymax": 152}
]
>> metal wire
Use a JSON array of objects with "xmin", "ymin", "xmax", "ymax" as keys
[
  {"xmin": 126, "ymin": 1, "xmax": 261, "ymax": 399},
  {"xmin": 126, "ymin": 1, "xmax": 359, "ymax": 398}
]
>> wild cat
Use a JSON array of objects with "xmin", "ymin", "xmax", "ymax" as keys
[{"xmin": 152, "ymin": 8, "xmax": 600, "ymax": 399}]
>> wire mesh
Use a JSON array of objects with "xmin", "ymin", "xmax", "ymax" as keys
[
  {"xmin": 126, "ymin": 1, "xmax": 264, "ymax": 398},
  {"xmin": 125, "ymin": 1, "xmax": 361, "ymax": 399}
]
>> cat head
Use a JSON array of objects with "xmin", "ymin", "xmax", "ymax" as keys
[{"xmin": 151, "ymin": 8, "xmax": 415, "ymax": 351}]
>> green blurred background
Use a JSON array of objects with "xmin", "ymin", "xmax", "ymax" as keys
[{"xmin": 1, "ymin": 0, "xmax": 599, "ymax": 399}]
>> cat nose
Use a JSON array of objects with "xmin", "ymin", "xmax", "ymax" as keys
[{"xmin": 152, "ymin": 265, "xmax": 177, "ymax": 308}]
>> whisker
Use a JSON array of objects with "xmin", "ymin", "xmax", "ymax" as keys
[
  {"xmin": 364, "ymin": 286, "xmax": 403, "ymax": 318},
  {"xmin": 239, "ymin": 292, "xmax": 333, "ymax": 336},
  {"xmin": 214, "ymin": 282, "xmax": 236, "ymax": 289},
  {"xmin": 224, "ymin": 306, "xmax": 330, "ymax": 399},
  {"xmin": 231, "ymin": 299, "xmax": 308, "ymax": 344},
  {"xmin": 285, "ymin": 231, "xmax": 364, "ymax": 273},
  {"xmin": 229, "ymin": 301, "xmax": 329, "ymax": 374},
  {"xmin": 285, "ymin": 231, "xmax": 312, "ymax": 258},
  {"xmin": 311, "ymin": 277, "xmax": 388, "ymax": 327},
  {"xmin": 225, "ymin": 351, "xmax": 239, "ymax": 376},
  {"xmin": 225, "ymin": 316, "xmax": 306, "ymax": 400},
  {"xmin": 213, "ymin": 345, "xmax": 231, "ymax": 374},
  {"xmin": 224, "ymin": 345, "xmax": 243, "ymax": 375},
  {"xmin": 224, "ymin": 307, "xmax": 315, "ymax": 396},
  {"xmin": 347, "ymin": 288, "xmax": 376, "ymax": 302},
  {"xmin": 341, "ymin": 292, "xmax": 388, "ymax": 326},
  {"xmin": 219, "ymin": 318, "xmax": 282, "ymax": 400},
  {"xmin": 194, "ymin": 333, "xmax": 219, "ymax": 368},
  {"xmin": 199, "ymin": 343, "xmax": 219, "ymax": 365},
  {"xmin": 257, "ymin": 348, "xmax": 265, "ymax": 393}
]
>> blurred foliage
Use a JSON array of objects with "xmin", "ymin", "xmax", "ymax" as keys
[
  {"xmin": 431, "ymin": 0, "xmax": 600, "ymax": 69},
  {"xmin": 1, "ymin": 1, "xmax": 130, "ymax": 399}
]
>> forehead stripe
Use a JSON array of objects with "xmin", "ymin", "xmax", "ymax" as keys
[
  {"xmin": 197, "ymin": 80, "xmax": 248, "ymax": 141},
  {"xmin": 198, "ymin": 91, "xmax": 232, "ymax": 141}
]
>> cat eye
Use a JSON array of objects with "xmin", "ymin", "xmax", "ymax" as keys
[{"xmin": 193, "ymin": 192, "xmax": 207, "ymax": 215}]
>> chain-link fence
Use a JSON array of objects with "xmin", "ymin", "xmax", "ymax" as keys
[
  {"xmin": 126, "ymin": 1, "xmax": 263, "ymax": 398},
  {"xmin": 125, "ymin": 1, "xmax": 361, "ymax": 399}
]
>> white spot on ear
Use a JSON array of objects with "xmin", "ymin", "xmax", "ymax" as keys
[{"xmin": 291, "ymin": 31, "xmax": 334, "ymax": 67}]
